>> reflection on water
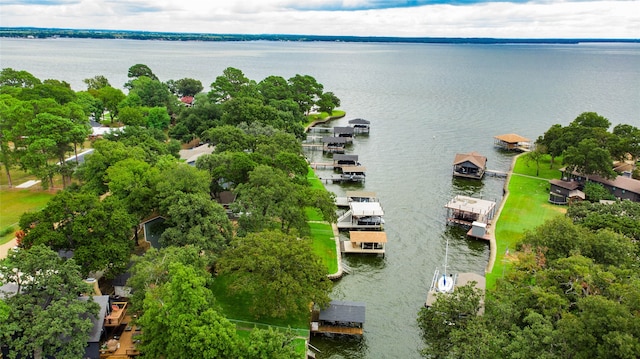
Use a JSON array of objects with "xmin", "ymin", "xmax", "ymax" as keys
[
  {"xmin": 451, "ymin": 177, "xmax": 485, "ymax": 196},
  {"xmin": 311, "ymin": 335, "xmax": 368, "ymax": 359}
]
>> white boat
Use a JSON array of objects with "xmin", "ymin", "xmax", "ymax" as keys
[{"xmin": 425, "ymin": 239, "xmax": 458, "ymax": 307}]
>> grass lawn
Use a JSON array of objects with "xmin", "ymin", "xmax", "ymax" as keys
[
  {"xmin": 304, "ymin": 110, "xmax": 346, "ymax": 128},
  {"xmin": 488, "ymin": 154, "xmax": 566, "ymax": 288},
  {"xmin": 210, "ymin": 274, "xmax": 311, "ymax": 330},
  {"xmin": 306, "ymin": 167, "xmax": 340, "ymax": 274},
  {"xmin": 0, "ymin": 189, "xmax": 55, "ymax": 244}
]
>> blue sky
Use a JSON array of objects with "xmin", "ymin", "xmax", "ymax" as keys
[{"xmin": 1, "ymin": 0, "xmax": 639, "ymax": 38}]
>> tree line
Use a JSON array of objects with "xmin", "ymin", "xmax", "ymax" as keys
[{"xmin": 0, "ymin": 65, "xmax": 340, "ymax": 358}]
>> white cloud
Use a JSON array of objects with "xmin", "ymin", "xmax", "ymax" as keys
[{"xmin": 1, "ymin": 0, "xmax": 639, "ymax": 38}]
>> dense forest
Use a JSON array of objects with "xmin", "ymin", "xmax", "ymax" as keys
[{"xmin": 0, "ymin": 65, "xmax": 340, "ymax": 358}]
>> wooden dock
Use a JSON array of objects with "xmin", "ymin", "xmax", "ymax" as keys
[
  {"xmin": 314, "ymin": 325, "xmax": 364, "ymax": 335},
  {"xmin": 485, "ymin": 169, "xmax": 508, "ymax": 178}
]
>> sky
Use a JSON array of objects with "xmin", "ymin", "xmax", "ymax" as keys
[{"xmin": 1, "ymin": 0, "xmax": 639, "ymax": 38}]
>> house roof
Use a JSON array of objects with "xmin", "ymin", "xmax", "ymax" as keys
[
  {"xmin": 322, "ymin": 136, "xmax": 348, "ymax": 144},
  {"xmin": 453, "ymin": 152, "xmax": 487, "ymax": 168},
  {"xmin": 318, "ymin": 300, "xmax": 366, "ymax": 324},
  {"xmin": 180, "ymin": 96, "xmax": 194, "ymax": 104},
  {"xmin": 80, "ymin": 295, "xmax": 109, "ymax": 343},
  {"xmin": 179, "ymin": 143, "xmax": 215, "ymax": 164},
  {"xmin": 348, "ymin": 118, "xmax": 370, "ymax": 125},
  {"xmin": 342, "ymin": 166, "xmax": 366, "ymax": 173},
  {"xmin": 334, "ymin": 126, "xmax": 354, "ymax": 135},
  {"xmin": 217, "ymin": 191, "xmax": 236, "ymax": 205},
  {"xmin": 349, "ymin": 231, "xmax": 387, "ymax": 243},
  {"xmin": 494, "ymin": 133, "xmax": 530, "ymax": 143},
  {"xmin": 565, "ymin": 170, "xmax": 640, "ymax": 195},
  {"xmin": 350, "ymin": 202, "xmax": 384, "ymax": 216},
  {"xmin": 549, "ymin": 179, "xmax": 581, "ymax": 190},
  {"xmin": 333, "ymin": 154, "xmax": 358, "ymax": 162}
]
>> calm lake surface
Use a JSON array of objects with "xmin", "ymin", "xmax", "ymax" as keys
[{"xmin": 2, "ymin": 38, "xmax": 639, "ymax": 358}]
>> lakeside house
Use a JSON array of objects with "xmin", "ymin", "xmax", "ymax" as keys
[
  {"xmin": 452, "ymin": 152, "xmax": 487, "ymax": 179},
  {"xmin": 559, "ymin": 170, "xmax": 640, "ymax": 202},
  {"xmin": 493, "ymin": 133, "xmax": 532, "ymax": 152},
  {"xmin": 178, "ymin": 143, "xmax": 215, "ymax": 166},
  {"xmin": 548, "ymin": 179, "xmax": 585, "ymax": 205}
]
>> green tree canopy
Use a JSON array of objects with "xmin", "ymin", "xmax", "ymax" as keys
[
  {"xmin": 217, "ymin": 230, "xmax": 332, "ymax": 319},
  {"xmin": 18, "ymin": 191, "xmax": 135, "ymax": 278},
  {"xmin": 0, "ymin": 245, "xmax": 100, "ymax": 359}
]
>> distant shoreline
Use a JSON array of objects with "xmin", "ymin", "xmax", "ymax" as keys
[{"xmin": 1, "ymin": 27, "xmax": 639, "ymax": 44}]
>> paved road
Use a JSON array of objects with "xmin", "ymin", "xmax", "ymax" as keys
[{"xmin": 0, "ymin": 238, "xmax": 17, "ymax": 259}]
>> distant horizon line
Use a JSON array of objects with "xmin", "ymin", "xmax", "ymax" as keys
[{"xmin": 1, "ymin": 27, "xmax": 639, "ymax": 44}]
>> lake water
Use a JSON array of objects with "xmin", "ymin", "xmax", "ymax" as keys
[{"xmin": 2, "ymin": 38, "xmax": 639, "ymax": 358}]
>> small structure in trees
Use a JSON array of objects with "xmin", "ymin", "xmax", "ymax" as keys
[
  {"xmin": 342, "ymin": 231, "xmax": 387, "ymax": 256},
  {"xmin": 311, "ymin": 300, "xmax": 366, "ymax": 336},
  {"xmin": 452, "ymin": 152, "xmax": 487, "ymax": 179},
  {"xmin": 494, "ymin": 133, "xmax": 531, "ymax": 152}
]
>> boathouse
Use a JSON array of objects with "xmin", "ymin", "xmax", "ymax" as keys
[
  {"xmin": 333, "ymin": 154, "xmax": 359, "ymax": 167},
  {"xmin": 337, "ymin": 201, "xmax": 385, "ymax": 230},
  {"xmin": 340, "ymin": 166, "xmax": 366, "ymax": 182},
  {"xmin": 348, "ymin": 118, "xmax": 370, "ymax": 133},
  {"xmin": 336, "ymin": 191, "xmax": 378, "ymax": 207},
  {"xmin": 311, "ymin": 300, "xmax": 365, "ymax": 336},
  {"xmin": 445, "ymin": 195, "xmax": 496, "ymax": 226},
  {"xmin": 549, "ymin": 179, "xmax": 585, "ymax": 205},
  {"xmin": 333, "ymin": 126, "xmax": 355, "ymax": 142},
  {"xmin": 493, "ymin": 134, "xmax": 531, "ymax": 152},
  {"xmin": 342, "ymin": 231, "xmax": 387, "ymax": 255},
  {"xmin": 452, "ymin": 152, "xmax": 487, "ymax": 179},
  {"xmin": 322, "ymin": 136, "xmax": 348, "ymax": 153}
]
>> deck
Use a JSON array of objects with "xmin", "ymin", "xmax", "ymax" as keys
[
  {"xmin": 313, "ymin": 325, "xmax": 364, "ymax": 335},
  {"xmin": 104, "ymin": 302, "xmax": 128, "ymax": 327},
  {"xmin": 100, "ymin": 315, "xmax": 141, "ymax": 358}
]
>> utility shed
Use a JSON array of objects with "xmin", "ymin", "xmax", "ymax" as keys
[{"xmin": 311, "ymin": 300, "xmax": 366, "ymax": 336}]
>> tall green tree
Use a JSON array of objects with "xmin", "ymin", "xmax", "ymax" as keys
[
  {"xmin": 138, "ymin": 262, "xmax": 242, "ymax": 359},
  {"xmin": 218, "ymin": 230, "xmax": 332, "ymax": 319},
  {"xmin": 0, "ymin": 245, "xmax": 100, "ymax": 359},
  {"xmin": 0, "ymin": 68, "xmax": 41, "ymax": 88},
  {"xmin": 563, "ymin": 138, "xmax": 617, "ymax": 180},
  {"xmin": 126, "ymin": 63, "xmax": 158, "ymax": 81},
  {"xmin": 83, "ymin": 75, "xmax": 111, "ymax": 91},
  {"xmin": 18, "ymin": 191, "xmax": 135, "ymax": 277},
  {"xmin": 288, "ymin": 74, "xmax": 323, "ymax": 115}
]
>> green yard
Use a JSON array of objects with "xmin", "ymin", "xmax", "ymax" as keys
[
  {"xmin": 0, "ymin": 189, "xmax": 54, "ymax": 244},
  {"xmin": 488, "ymin": 154, "xmax": 566, "ymax": 288}
]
